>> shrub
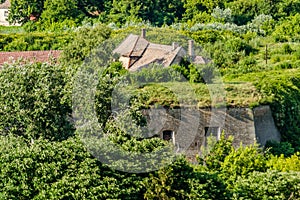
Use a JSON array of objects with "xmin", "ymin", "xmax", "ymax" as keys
[
  {"xmin": 0, "ymin": 62, "xmax": 73, "ymax": 141},
  {"xmin": 282, "ymin": 44, "xmax": 294, "ymax": 54},
  {"xmin": 265, "ymin": 140, "xmax": 295, "ymax": 157},
  {"xmin": 0, "ymin": 135, "xmax": 129, "ymax": 199},
  {"xmin": 220, "ymin": 144, "xmax": 267, "ymax": 185},
  {"xmin": 267, "ymin": 153, "xmax": 300, "ymax": 172},
  {"xmin": 232, "ymin": 170, "xmax": 300, "ymax": 199}
]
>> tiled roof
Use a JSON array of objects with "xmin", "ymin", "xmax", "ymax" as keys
[
  {"xmin": 0, "ymin": 50, "xmax": 62, "ymax": 66},
  {"xmin": 129, "ymin": 45, "xmax": 185, "ymax": 71},
  {"xmin": 113, "ymin": 34, "xmax": 149, "ymax": 57},
  {"xmin": 113, "ymin": 33, "xmax": 210, "ymax": 71},
  {"xmin": 0, "ymin": 0, "xmax": 10, "ymax": 9}
]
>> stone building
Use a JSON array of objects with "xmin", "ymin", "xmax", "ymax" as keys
[
  {"xmin": 0, "ymin": 0, "xmax": 20, "ymax": 26},
  {"xmin": 143, "ymin": 105, "xmax": 281, "ymax": 160},
  {"xmin": 0, "ymin": 0, "xmax": 10, "ymax": 26},
  {"xmin": 113, "ymin": 29, "xmax": 208, "ymax": 71},
  {"xmin": 113, "ymin": 29, "xmax": 281, "ymax": 160}
]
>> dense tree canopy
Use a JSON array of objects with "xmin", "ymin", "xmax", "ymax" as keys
[
  {"xmin": 0, "ymin": 61, "xmax": 73, "ymax": 141},
  {"xmin": 6, "ymin": 0, "xmax": 300, "ymax": 27}
]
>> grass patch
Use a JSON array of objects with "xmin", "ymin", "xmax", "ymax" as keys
[{"xmin": 130, "ymin": 81, "xmax": 262, "ymax": 108}]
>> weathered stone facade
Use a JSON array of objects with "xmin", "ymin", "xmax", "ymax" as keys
[{"xmin": 143, "ymin": 105, "xmax": 281, "ymax": 159}]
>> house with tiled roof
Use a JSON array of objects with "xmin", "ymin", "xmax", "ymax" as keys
[
  {"xmin": 113, "ymin": 29, "xmax": 208, "ymax": 71},
  {"xmin": 0, "ymin": 0, "xmax": 20, "ymax": 26},
  {"xmin": 0, "ymin": 0, "xmax": 10, "ymax": 26}
]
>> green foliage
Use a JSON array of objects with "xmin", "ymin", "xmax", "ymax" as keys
[
  {"xmin": 9, "ymin": 0, "xmax": 106, "ymax": 27},
  {"xmin": 282, "ymin": 43, "xmax": 294, "ymax": 54},
  {"xmin": 107, "ymin": 0, "xmax": 184, "ymax": 26},
  {"xmin": 182, "ymin": 0, "xmax": 227, "ymax": 24},
  {"xmin": 203, "ymin": 36, "xmax": 257, "ymax": 69},
  {"xmin": 232, "ymin": 170, "xmax": 300, "ymax": 199},
  {"xmin": 143, "ymin": 158, "xmax": 231, "ymax": 200},
  {"xmin": 95, "ymin": 62, "xmax": 127, "ymax": 126},
  {"xmin": 184, "ymin": 29, "xmax": 223, "ymax": 44},
  {"xmin": 220, "ymin": 144, "xmax": 267, "ymax": 184},
  {"xmin": 273, "ymin": 14, "xmax": 300, "ymax": 42},
  {"xmin": 0, "ymin": 135, "xmax": 146, "ymax": 199},
  {"xmin": 266, "ymin": 153, "xmax": 300, "ymax": 172},
  {"xmin": 0, "ymin": 32, "xmax": 72, "ymax": 51},
  {"xmin": 171, "ymin": 62, "xmax": 214, "ymax": 83},
  {"xmin": 9, "ymin": 0, "xmax": 45, "ymax": 24},
  {"xmin": 199, "ymin": 133, "xmax": 234, "ymax": 171},
  {"xmin": 0, "ymin": 62, "xmax": 73, "ymax": 141},
  {"xmin": 0, "ymin": 25, "xmax": 24, "ymax": 34},
  {"xmin": 60, "ymin": 23, "xmax": 112, "ymax": 66},
  {"xmin": 127, "ymin": 64, "xmax": 185, "ymax": 84},
  {"xmin": 265, "ymin": 140, "xmax": 295, "ymax": 157}
]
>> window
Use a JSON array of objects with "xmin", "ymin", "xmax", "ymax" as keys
[
  {"xmin": 205, "ymin": 127, "xmax": 220, "ymax": 139},
  {"xmin": 204, "ymin": 127, "xmax": 221, "ymax": 146},
  {"xmin": 162, "ymin": 130, "xmax": 175, "ymax": 144},
  {"xmin": 4, "ymin": 10, "xmax": 8, "ymax": 17}
]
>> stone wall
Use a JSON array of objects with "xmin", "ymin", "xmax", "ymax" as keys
[
  {"xmin": 143, "ymin": 105, "xmax": 280, "ymax": 160},
  {"xmin": 0, "ymin": 9, "xmax": 9, "ymax": 26},
  {"xmin": 253, "ymin": 105, "xmax": 281, "ymax": 145}
]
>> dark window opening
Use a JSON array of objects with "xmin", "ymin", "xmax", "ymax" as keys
[
  {"xmin": 163, "ymin": 130, "xmax": 173, "ymax": 141},
  {"xmin": 205, "ymin": 127, "xmax": 220, "ymax": 139}
]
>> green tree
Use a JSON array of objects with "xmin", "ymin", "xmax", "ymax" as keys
[
  {"xmin": 199, "ymin": 133, "xmax": 234, "ymax": 171},
  {"xmin": 143, "ymin": 157, "xmax": 231, "ymax": 199},
  {"xmin": 40, "ymin": 0, "xmax": 84, "ymax": 24},
  {"xmin": 108, "ymin": 0, "xmax": 184, "ymax": 26},
  {"xmin": 0, "ymin": 135, "xmax": 123, "ymax": 199},
  {"xmin": 9, "ymin": 0, "xmax": 45, "ymax": 24},
  {"xmin": 60, "ymin": 23, "xmax": 112, "ymax": 66},
  {"xmin": 220, "ymin": 144, "xmax": 267, "ymax": 185},
  {"xmin": 232, "ymin": 170, "xmax": 300, "ymax": 199},
  {"xmin": 227, "ymin": 0, "xmax": 279, "ymax": 25},
  {"xmin": 0, "ymin": 61, "xmax": 73, "ymax": 141}
]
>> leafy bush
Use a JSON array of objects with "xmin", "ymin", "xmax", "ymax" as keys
[
  {"xmin": 273, "ymin": 14, "xmax": 300, "ymax": 42},
  {"xmin": 60, "ymin": 23, "xmax": 112, "ymax": 66},
  {"xmin": 267, "ymin": 153, "xmax": 300, "ymax": 172},
  {"xmin": 0, "ymin": 32, "xmax": 72, "ymax": 51},
  {"xmin": 265, "ymin": 140, "xmax": 295, "ymax": 157},
  {"xmin": 232, "ymin": 170, "xmax": 300, "ymax": 200},
  {"xmin": 282, "ymin": 43, "xmax": 294, "ymax": 54},
  {"xmin": 199, "ymin": 133, "xmax": 234, "ymax": 172},
  {"xmin": 220, "ymin": 144, "xmax": 267, "ymax": 184},
  {"xmin": 0, "ymin": 62, "xmax": 73, "ymax": 141},
  {"xmin": 0, "ymin": 136, "xmax": 123, "ymax": 199},
  {"xmin": 127, "ymin": 64, "xmax": 185, "ymax": 84},
  {"xmin": 143, "ymin": 158, "xmax": 231, "ymax": 200}
]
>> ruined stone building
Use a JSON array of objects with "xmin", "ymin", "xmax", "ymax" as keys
[
  {"xmin": 113, "ymin": 29, "xmax": 281, "ymax": 159},
  {"xmin": 143, "ymin": 106, "xmax": 281, "ymax": 160}
]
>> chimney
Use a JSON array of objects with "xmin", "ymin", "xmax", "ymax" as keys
[
  {"xmin": 188, "ymin": 40, "xmax": 195, "ymax": 58},
  {"xmin": 141, "ymin": 28, "xmax": 146, "ymax": 39},
  {"xmin": 172, "ymin": 42, "xmax": 179, "ymax": 50}
]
